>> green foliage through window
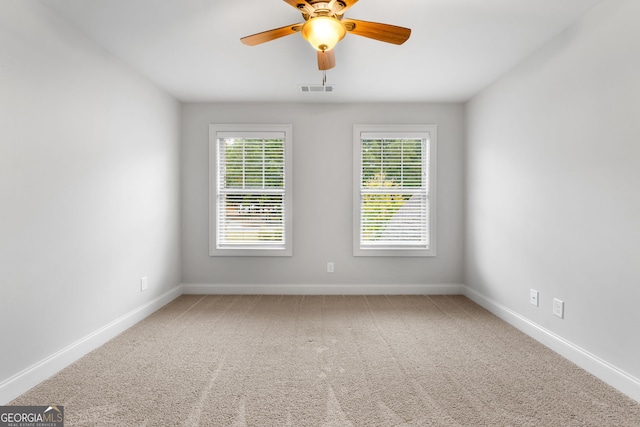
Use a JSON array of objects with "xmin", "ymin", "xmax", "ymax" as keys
[
  {"xmin": 217, "ymin": 137, "xmax": 285, "ymax": 245},
  {"xmin": 221, "ymin": 138, "xmax": 284, "ymax": 189},
  {"xmin": 360, "ymin": 138, "xmax": 427, "ymax": 244}
]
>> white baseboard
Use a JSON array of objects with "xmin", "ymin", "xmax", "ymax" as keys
[
  {"xmin": 0, "ymin": 285, "xmax": 183, "ymax": 405},
  {"xmin": 9, "ymin": 283, "xmax": 636, "ymax": 407},
  {"xmin": 464, "ymin": 285, "xmax": 640, "ymax": 403},
  {"xmin": 182, "ymin": 283, "xmax": 465, "ymax": 295}
]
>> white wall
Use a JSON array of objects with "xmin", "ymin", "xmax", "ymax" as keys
[
  {"xmin": 466, "ymin": 0, "xmax": 640, "ymax": 395},
  {"xmin": 8, "ymin": 0, "xmax": 638, "ymax": 408},
  {"xmin": 0, "ymin": 1, "xmax": 181, "ymax": 399},
  {"xmin": 181, "ymin": 103, "xmax": 465, "ymax": 288}
]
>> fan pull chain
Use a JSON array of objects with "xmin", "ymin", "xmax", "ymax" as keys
[{"xmin": 322, "ymin": 70, "xmax": 327, "ymax": 86}]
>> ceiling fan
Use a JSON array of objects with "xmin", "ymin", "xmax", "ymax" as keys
[{"xmin": 240, "ymin": 0, "xmax": 411, "ymax": 71}]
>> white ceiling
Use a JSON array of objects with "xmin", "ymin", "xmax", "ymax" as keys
[{"xmin": 38, "ymin": 0, "xmax": 601, "ymax": 103}]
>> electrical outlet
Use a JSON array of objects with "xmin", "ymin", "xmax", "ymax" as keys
[
  {"xmin": 530, "ymin": 289, "xmax": 539, "ymax": 306},
  {"xmin": 327, "ymin": 262, "xmax": 334, "ymax": 273},
  {"xmin": 553, "ymin": 298, "xmax": 564, "ymax": 318},
  {"xmin": 140, "ymin": 276, "xmax": 148, "ymax": 292}
]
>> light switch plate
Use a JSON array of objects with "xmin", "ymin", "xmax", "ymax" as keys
[{"xmin": 553, "ymin": 298, "xmax": 564, "ymax": 318}]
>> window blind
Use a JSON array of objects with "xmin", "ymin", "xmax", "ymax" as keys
[
  {"xmin": 359, "ymin": 134, "xmax": 429, "ymax": 249},
  {"xmin": 216, "ymin": 132, "xmax": 286, "ymax": 249}
]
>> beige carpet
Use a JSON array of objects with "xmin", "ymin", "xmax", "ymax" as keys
[{"xmin": 11, "ymin": 295, "xmax": 640, "ymax": 426}]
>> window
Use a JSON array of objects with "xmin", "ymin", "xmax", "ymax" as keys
[
  {"xmin": 353, "ymin": 124, "xmax": 436, "ymax": 257},
  {"xmin": 210, "ymin": 124, "xmax": 292, "ymax": 256}
]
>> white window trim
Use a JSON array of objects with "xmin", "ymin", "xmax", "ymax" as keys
[
  {"xmin": 209, "ymin": 124, "xmax": 293, "ymax": 257},
  {"xmin": 353, "ymin": 124, "xmax": 437, "ymax": 257}
]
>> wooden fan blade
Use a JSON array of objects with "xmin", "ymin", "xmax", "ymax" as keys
[
  {"xmin": 336, "ymin": 0, "xmax": 359, "ymax": 15},
  {"xmin": 282, "ymin": 0, "xmax": 315, "ymax": 16},
  {"xmin": 317, "ymin": 49, "xmax": 336, "ymax": 70},
  {"xmin": 282, "ymin": 0, "xmax": 307, "ymax": 10},
  {"xmin": 240, "ymin": 23, "xmax": 303, "ymax": 46},
  {"xmin": 342, "ymin": 18, "xmax": 411, "ymax": 45}
]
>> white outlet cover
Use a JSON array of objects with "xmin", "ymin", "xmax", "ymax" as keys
[
  {"xmin": 140, "ymin": 276, "xmax": 148, "ymax": 291},
  {"xmin": 530, "ymin": 289, "xmax": 539, "ymax": 306}
]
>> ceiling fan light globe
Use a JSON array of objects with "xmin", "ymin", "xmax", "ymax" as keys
[{"xmin": 302, "ymin": 16, "xmax": 346, "ymax": 52}]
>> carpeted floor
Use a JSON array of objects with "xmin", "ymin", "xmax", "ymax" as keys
[{"xmin": 11, "ymin": 295, "xmax": 640, "ymax": 426}]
